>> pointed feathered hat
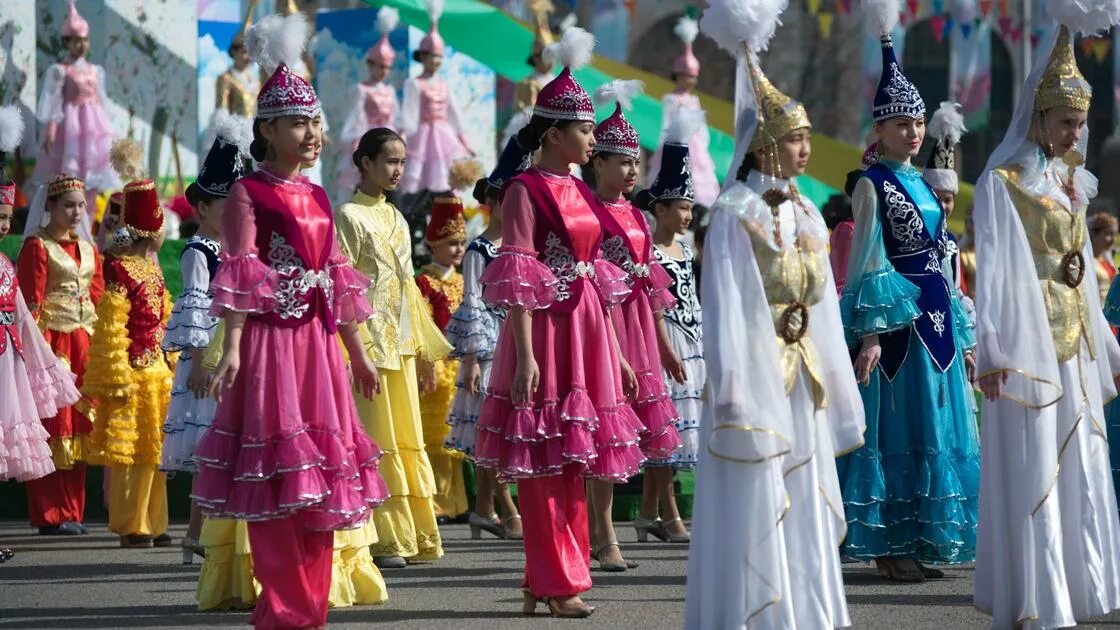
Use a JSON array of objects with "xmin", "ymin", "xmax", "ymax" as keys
[
  {"xmin": 249, "ymin": 13, "xmax": 320, "ymax": 120},
  {"xmin": 367, "ymin": 6, "xmax": 400, "ymax": 67},
  {"xmin": 533, "ymin": 26, "xmax": 597, "ymax": 121},
  {"xmin": 923, "ymin": 101, "xmax": 966, "ymax": 193},
  {"xmin": 593, "ymin": 80, "xmax": 644, "ymax": 158}
]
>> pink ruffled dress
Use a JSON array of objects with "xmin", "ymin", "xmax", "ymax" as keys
[
  {"xmin": 191, "ymin": 166, "xmax": 389, "ymax": 531},
  {"xmin": 33, "ymin": 57, "xmax": 118, "ymax": 191},
  {"xmin": 475, "ymin": 167, "xmax": 647, "ymax": 482},
  {"xmin": 399, "ymin": 76, "xmax": 470, "ymax": 194},
  {"xmin": 595, "ymin": 197, "xmax": 682, "ymax": 462},
  {"xmin": 336, "ymin": 81, "xmax": 399, "ymax": 196},
  {"xmin": 0, "ymin": 254, "xmax": 78, "ymax": 482}
]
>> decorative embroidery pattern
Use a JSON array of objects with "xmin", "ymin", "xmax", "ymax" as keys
[
  {"xmin": 654, "ymin": 244, "xmax": 702, "ymax": 343},
  {"xmin": 930, "ymin": 310, "xmax": 947, "ymax": 337},
  {"xmin": 267, "ymin": 231, "xmax": 333, "ymax": 320},
  {"xmin": 882, "ymin": 181, "xmax": 925, "ymax": 253},
  {"xmin": 541, "ymin": 231, "xmax": 593, "ymax": 302}
]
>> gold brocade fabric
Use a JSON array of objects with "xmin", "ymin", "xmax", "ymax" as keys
[
  {"xmin": 995, "ymin": 166, "xmax": 1093, "ymax": 363},
  {"xmin": 744, "ymin": 220, "xmax": 829, "ymax": 408},
  {"xmin": 960, "ymin": 248, "xmax": 977, "ymax": 299},
  {"xmin": 215, "ymin": 69, "xmax": 256, "ymax": 119},
  {"xmin": 335, "ymin": 192, "xmax": 452, "ymax": 370},
  {"xmin": 37, "ymin": 233, "xmax": 97, "ymax": 334},
  {"xmin": 1034, "ymin": 26, "xmax": 1091, "ymax": 113},
  {"xmin": 515, "ymin": 75, "xmax": 545, "ymax": 111}
]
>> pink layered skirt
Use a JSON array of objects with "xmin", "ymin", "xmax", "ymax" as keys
[
  {"xmin": 34, "ymin": 101, "xmax": 117, "ymax": 191},
  {"xmin": 613, "ymin": 270, "xmax": 682, "ymax": 463},
  {"xmin": 474, "ymin": 253, "xmax": 647, "ymax": 483},
  {"xmin": 400, "ymin": 120, "xmax": 467, "ymax": 194}
]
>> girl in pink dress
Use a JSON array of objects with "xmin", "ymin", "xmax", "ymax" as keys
[
  {"xmin": 190, "ymin": 14, "xmax": 389, "ymax": 629},
  {"xmin": 586, "ymin": 81, "xmax": 683, "ymax": 572},
  {"xmin": 336, "ymin": 7, "xmax": 401, "ymax": 196},
  {"xmin": 33, "ymin": 2, "xmax": 118, "ymax": 199},
  {"xmin": 399, "ymin": 0, "xmax": 473, "ymax": 195},
  {"xmin": 647, "ymin": 16, "xmax": 719, "ymax": 208},
  {"xmin": 474, "ymin": 27, "xmax": 644, "ymax": 619}
]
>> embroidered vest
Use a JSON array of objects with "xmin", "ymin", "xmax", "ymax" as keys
[
  {"xmin": 654, "ymin": 243, "xmax": 701, "ymax": 343},
  {"xmin": 595, "ymin": 200, "xmax": 655, "ymax": 305},
  {"xmin": 184, "ymin": 236, "xmax": 221, "ymax": 282},
  {"xmin": 0, "ymin": 255, "xmax": 23, "ymax": 358},
  {"xmin": 239, "ymin": 175, "xmax": 340, "ymax": 333},
  {"xmin": 468, "ymin": 237, "xmax": 507, "ymax": 324},
  {"xmin": 510, "ymin": 170, "xmax": 604, "ymax": 315},
  {"xmin": 864, "ymin": 164, "xmax": 957, "ymax": 379},
  {"xmin": 36, "ymin": 234, "xmax": 98, "ymax": 334}
]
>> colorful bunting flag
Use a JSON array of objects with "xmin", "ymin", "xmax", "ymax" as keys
[
  {"xmin": 818, "ymin": 11, "xmax": 834, "ymax": 38},
  {"xmin": 808, "ymin": 0, "xmax": 822, "ymax": 16}
]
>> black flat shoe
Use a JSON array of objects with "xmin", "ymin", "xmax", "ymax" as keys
[
  {"xmin": 39, "ymin": 523, "xmax": 81, "ymax": 536},
  {"xmin": 0, "ymin": 548, "xmax": 14, "ymax": 562},
  {"xmin": 153, "ymin": 534, "xmax": 173, "ymax": 547},
  {"xmin": 120, "ymin": 535, "xmax": 154, "ymax": 549}
]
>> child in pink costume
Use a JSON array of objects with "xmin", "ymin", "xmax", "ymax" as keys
[
  {"xmin": 399, "ymin": 0, "xmax": 472, "ymax": 194},
  {"xmin": 190, "ymin": 14, "xmax": 389, "ymax": 630},
  {"xmin": 647, "ymin": 17, "xmax": 719, "ymax": 207},
  {"xmin": 586, "ymin": 81, "xmax": 683, "ymax": 572},
  {"xmin": 474, "ymin": 28, "xmax": 645, "ymax": 619},
  {"xmin": 336, "ymin": 7, "xmax": 401, "ymax": 196},
  {"xmin": 33, "ymin": 2, "xmax": 118, "ymax": 198}
]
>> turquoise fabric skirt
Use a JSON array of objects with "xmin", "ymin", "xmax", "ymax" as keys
[
  {"xmin": 1107, "ymin": 333, "xmax": 1120, "ymax": 508},
  {"xmin": 836, "ymin": 334, "xmax": 980, "ymax": 564}
]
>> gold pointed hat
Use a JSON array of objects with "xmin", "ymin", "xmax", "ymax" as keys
[
  {"xmin": 746, "ymin": 57, "xmax": 811, "ymax": 154},
  {"xmin": 528, "ymin": 0, "xmax": 556, "ymax": 55},
  {"xmin": 232, "ymin": 0, "xmax": 259, "ymax": 47},
  {"xmin": 1034, "ymin": 26, "xmax": 1091, "ymax": 112}
]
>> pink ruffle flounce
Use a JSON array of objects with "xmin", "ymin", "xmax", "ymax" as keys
[
  {"xmin": 591, "ymin": 259, "xmax": 633, "ymax": 308},
  {"xmin": 209, "ymin": 253, "xmax": 279, "ymax": 316},
  {"xmin": 644, "ymin": 262, "xmax": 678, "ymax": 313},
  {"xmin": 325, "ymin": 256, "xmax": 375, "ymax": 325},
  {"xmin": 481, "ymin": 249, "xmax": 559, "ymax": 311},
  {"xmin": 192, "ymin": 317, "xmax": 388, "ymax": 531}
]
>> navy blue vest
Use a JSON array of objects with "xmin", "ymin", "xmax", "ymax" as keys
[
  {"xmin": 183, "ymin": 236, "xmax": 221, "ymax": 282},
  {"xmin": 863, "ymin": 164, "xmax": 957, "ymax": 379}
]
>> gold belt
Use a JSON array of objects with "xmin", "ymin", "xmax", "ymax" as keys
[
  {"xmin": 1036, "ymin": 250, "xmax": 1085, "ymax": 288},
  {"xmin": 775, "ymin": 301, "xmax": 810, "ymax": 344}
]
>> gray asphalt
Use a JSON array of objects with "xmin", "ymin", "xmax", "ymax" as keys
[{"xmin": 0, "ymin": 521, "xmax": 1117, "ymax": 629}]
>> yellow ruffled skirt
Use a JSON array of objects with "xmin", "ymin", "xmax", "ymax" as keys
[
  {"xmin": 196, "ymin": 518, "xmax": 387, "ymax": 611},
  {"xmin": 419, "ymin": 357, "xmax": 468, "ymax": 518}
]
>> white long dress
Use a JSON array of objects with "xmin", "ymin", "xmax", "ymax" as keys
[
  {"xmin": 684, "ymin": 172, "xmax": 865, "ymax": 629},
  {"xmin": 974, "ymin": 142, "xmax": 1120, "ymax": 629}
]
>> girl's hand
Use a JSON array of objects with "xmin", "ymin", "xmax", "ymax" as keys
[
  {"xmin": 463, "ymin": 357, "xmax": 482, "ymax": 397},
  {"xmin": 208, "ymin": 350, "xmax": 241, "ymax": 402},
  {"xmin": 351, "ymin": 354, "xmax": 382, "ymax": 401},
  {"xmin": 417, "ymin": 359, "xmax": 437, "ymax": 394},
  {"xmin": 854, "ymin": 335, "xmax": 881, "ymax": 386},
  {"xmin": 187, "ymin": 356, "xmax": 210, "ymax": 399},
  {"xmin": 964, "ymin": 351, "xmax": 977, "ymax": 384},
  {"xmin": 660, "ymin": 346, "xmax": 686, "ymax": 385},
  {"xmin": 979, "ymin": 372, "xmax": 1007, "ymax": 401},
  {"xmin": 620, "ymin": 357, "xmax": 638, "ymax": 400},
  {"xmin": 511, "ymin": 355, "xmax": 540, "ymax": 405}
]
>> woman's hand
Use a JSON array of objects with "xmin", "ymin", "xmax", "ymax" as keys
[
  {"xmin": 351, "ymin": 354, "xmax": 382, "ymax": 401},
  {"xmin": 462, "ymin": 355, "xmax": 482, "ymax": 397},
  {"xmin": 208, "ymin": 349, "xmax": 240, "ymax": 402},
  {"xmin": 854, "ymin": 334, "xmax": 881, "ymax": 386},
  {"xmin": 620, "ymin": 357, "xmax": 638, "ymax": 400},
  {"xmin": 978, "ymin": 371, "xmax": 1007, "ymax": 401},
  {"xmin": 964, "ymin": 351, "xmax": 977, "ymax": 384},
  {"xmin": 187, "ymin": 351, "xmax": 210, "ymax": 399},
  {"xmin": 511, "ymin": 355, "xmax": 540, "ymax": 405},
  {"xmin": 417, "ymin": 359, "xmax": 437, "ymax": 394}
]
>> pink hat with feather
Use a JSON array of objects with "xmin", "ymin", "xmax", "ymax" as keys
[
  {"xmin": 248, "ymin": 13, "xmax": 320, "ymax": 120},
  {"xmin": 593, "ymin": 80, "xmax": 643, "ymax": 158},
  {"xmin": 533, "ymin": 26, "xmax": 597, "ymax": 122},
  {"xmin": 672, "ymin": 16, "xmax": 700, "ymax": 77},
  {"xmin": 61, "ymin": 1, "xmax": 90, "ymax": 39},
  {"xmin": 366, "ymin": 6, "xmax": 400, "ymax": 66},
  {"xmin": 418, "ymin": 0, "xmax": 446, "ymax": 55}
]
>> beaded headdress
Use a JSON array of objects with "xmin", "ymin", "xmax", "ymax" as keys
[{"xmin": 593, "ymin": 80, "xmax": 643, "ymax": 159}]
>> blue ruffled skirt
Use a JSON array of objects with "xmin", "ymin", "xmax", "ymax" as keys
[{"xmin": 836, "ymin": 333, "xmax": 980, "ymax": 564}]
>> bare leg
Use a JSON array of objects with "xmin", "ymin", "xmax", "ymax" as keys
[
  {"xmin": 650, "ymin": 466, "xmax": 688, "ymax": 537},
  {"xmin": 494, "ymin": 481, "xmax": 522, "ymax": 536},
  {"xmin": 588, "ymin": 479, "xmax": 626, "ymax": 566},
  {"xmin": 474, "ymin": 467, "xmax": 496, "ymax": 518},
  {"xmin": 639, "ymin": 471, "xmax": 660, "ymax": 521}
]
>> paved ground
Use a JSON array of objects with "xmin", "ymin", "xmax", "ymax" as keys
[{"xmin": 1, "ymin": 520, "xmax": 1118, "ymax": 629}]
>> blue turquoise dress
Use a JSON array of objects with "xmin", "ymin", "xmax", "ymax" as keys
[
  {"xmin": 836, "ymin": 160, "xmax": 980, "ymax": 564},
  {"xmin": 1103, "ymin": 277, "xmax": 1120, "ymax": 507}
]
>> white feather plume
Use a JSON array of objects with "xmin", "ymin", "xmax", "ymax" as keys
[
  {"xmin": 558, "ymin": 12, "xmax": 578, "ymax": 33},
  {"xmin": 674, "ymin": 16, "xmax": 699, "ymax": 45},
  {"xmin": 699, "ymin": 0, "xmax": 788, "ymax": 55},
  {"xmin": 1045, "ymin": 0, "xmax": 1120, "ymax": 35},
  {"xmin": 247, "ymin": 13, "xmax": 310, "ymax": 73},
  {"xmin": 927, "ymin": 101, "xmax": 966, "ymax": 145},
  {"xmin": 211, "ymin": 109, "xmax": 253, "ymax": 156},
  {"xmin": 863, "ymin": 0, "xmax": 902, "ymax": 37},
  {"xmin": 667, "ymin": 108, "xmax": 705, "ymax": 144},
  {"xmin": 593, "ymin": 79, "xmax": 644, "ymax": 109},
  {"xmin": 0, "ymin": 106, "xmax": 24, "ymax": 154},
  {"xmin": 426, "ymin": 0, "xmax": 445, "ymax": 25},
  {"xmin": 542, "ymin": 26, "xmax": 595, "ymax": 70},
  {"xmin": 377, "ymin": 6, "xmax": 400, "ymax": 35}
]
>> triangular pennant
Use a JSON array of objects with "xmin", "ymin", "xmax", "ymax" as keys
[
  {"xmin": 932, "ymin": 0, "xmax": 944, "ymax": 13},
  {"xmin": 931, "ymin": 15, "xmax": 948, "ymax": 43},
  {"xmin": 906, "ymin": 0, "xmax": 920, "ymax": 17},
  {"xmin": 1081, "ymin": 37, "xmax": 1096, "ymax": 58},
  {"xmin": 997, "ymin": 0, "xmax": 1009, "ymax": 15},
  {"xmin": 1092, "ymin": 38, "xmax": 1112, "ymax": 63},
  {"xmin": 837, "ymin": 0, "xmax": 849, "ymax": 15},
  {"xmin": 944, "ymin": 17, "xmax": 955, "ymax": 40},
  {"xmin": 997, "ymin": 15, "xmax": 1013, "ymax": 37},
  {"xmin": 961, "ymin": 22, "xmax": 972, "ymax": 37},
  {"xmin": 979, "ymin": 0, "xmax": 992, "ymax": 16},
  {"xmin": 818, "ymin": 12, "xmax": 834, "ymax": 38},
  {"xmin": 808, "ymin": 0, "xmax": 822, "ymax": 16}
]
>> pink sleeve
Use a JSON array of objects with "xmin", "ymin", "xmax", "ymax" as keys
[
  {"xmin": 480, "ymin": 181, "xmax": 559, "ymax": 310},
  {"xmin": 830, "ymin": 221, "xmax": 855, "ymax": 293},
  {"xmin": 646, "ymin": 260, "xmax": 677, "ymax": 312},
  {"xmin": 16, "ymin": 290, "xmax": 81, "ymax": 418},
  {"xmin": 209, "ymin": 182, "xmax": 280, "ymax": 315},
  {"xmin": 326, "ymin": 234, "xmax": 375, "ymax": 325}
]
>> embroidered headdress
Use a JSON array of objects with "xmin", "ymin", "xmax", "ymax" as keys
[
  {"xmin": 746, "ymin": 61, "xmax": 811, "ymax": 154},
  {"xmin": 249, "ymin": 13, "xmax": 320, "ymax": 120},
  {"xmin": 923, "ymin": 102, "xmax": 966, "ymax": 194},
  {"xmin": 367, "ymin": 6, "xmax": 400, "ymax": 66},
  {"xmin": 426, "ymin": 196, "xmax": 466, "ymax": 244},
  {"xmin": 120, "ymin": 179, "xmax": 163, "ymax": 241},
  {"xmin": 419, "ymin": 0, "xmax": 446, "ymax": 55},
  {"xmin": 1035, "ymin": 26, "xmax": 1091, "ymax": 112},
  {"xmin": 593, "ymin": 80, "xmax": 643, "ymax": 159},
  {"xmin": 533, "ymin": 26, "xmax": 597, "ymax": 122},
  {"xmin": 672, "ymin": 16, "xmax": 701, "ymax": 77},
  {"xmin": 0, "ymin": 105, "xmax": 23, "ymax": 207},
  {"xmin": 640, "ymin": 108, "xmax": 705, "ymax": 208},
  {"xmin": 476, "ymin": 137, "xmax": 534, "ymax": 203},
  {"xmin": 866, "ymin": 0, "xmax": 925, "ymax": 122},
  {"xmin": 190, "ymin": 111, "xmax": 252, "ymax": 203},
  {"xmin": 61, "ymin": 1, "xmax": 89, "ymax": 39}
]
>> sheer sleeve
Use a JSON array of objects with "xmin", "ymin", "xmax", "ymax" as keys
[
  {"xmin": 209, "ymin": 182, "xmax": 279, "ymax": 315},
  {"xmin": 400, "ymin": 78, "xmax": 420, "ymax": 139},
  {"xmin": 838, "ymin": 176, "xmax": 921, "ymax": 344},
  {"xmin": 15, "ymin": 237, "xmax": 47, "ymax": 320},
  {"xmin": 339, "ymin": 85, "xmax": 366, "ymax": 143},
  {"xmin": 95, "ymin": 65, "xmax": 110, "ymax": 110},
  {"xmin": 829, "ymin": 221, "xmax": 855, "ymax": 294},
  {"xmin": 15, "ymin": 290, "xmax": 80, "ymax": 418},
  {"xmin": 325, "ymin": 228, "xmax": 374, "ymax": 326},
  {"xmin": 480, "ymin": 181, "xmax": 559, "ymax": 309},
  {"xmin": 163, "ymin": 248, "xmax": 218, "ymax": 351},
  {"xmin": 36, "ymin": 65, "xmax": 64, "ymax": 125}
]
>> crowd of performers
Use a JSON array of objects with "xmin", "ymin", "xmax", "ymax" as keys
[{"xmin": 2, "ymin": 0, "xmax": 1120, "ymax": 628}]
